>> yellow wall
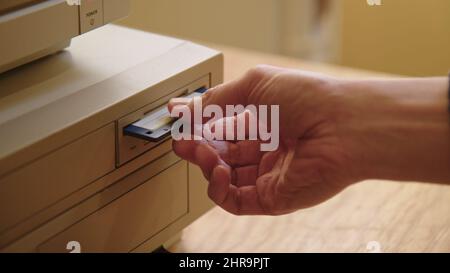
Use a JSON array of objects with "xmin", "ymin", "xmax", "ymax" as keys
[
  {"xmin": 341, "ymin": 0, "xmax": 450, "ymax": 76},
  {"xmin": 118, "ymin": 0, "xmax": 281, "ymax": 53},
  {"xmin": 118, "ymin": 0, "xmax": 341, "ymax": 62},
  {"xmin": 119, "ymin": 0, "xmax": 450, "ymax": 77}
]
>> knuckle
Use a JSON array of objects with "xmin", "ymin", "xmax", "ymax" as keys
[
  {"xmin": 228, "ymin": 144, "xmax": 241, "ymax": 166},
  {"xmin": 200, "ymin": 88, "xmax": 213, "ymax": 105},
  {"xmin": 246, "ymin": 65, "xmax": 269, "ymax": 79}
]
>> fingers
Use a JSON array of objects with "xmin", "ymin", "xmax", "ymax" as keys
[
  {"xmin": 208, "ymin": 140, "xmax": 264, "ymax": 167},
  {"xmin": 173, "ymin": 138, "xmax": 266, "ymax": 213},
  {"xmin": 174, "ymin": 110, "xmax": 265, "ymax": 168},
  {"xmin": 174, "ymin": 138, "xmax": 261, "ymax": 184},
  {"xmin": 258, "ymin": 150, "xmax": 281, "ymax": 176},
  {"xmin": 171, "ymin": 139, "xmax": 198, "ymax": 163},
  {"xmin": 173, "ymin": 78, "xmax": 248, "ymax": 110},
  {"xmin": 208, "ymin": 110, "xmax": 259, "ymax": 141},
  {"xmin": 208, "ymin": 165, "xmax": 265, "ymax": 215},
  {"xmin": 168, "ymin": 76, "xmax": 250, "ymax": 125},
  {"xmin": 173, "ymin": 139, "xmax": 221, "ymax": 179},
  {"xmin": 232, "ymin": 165, "xmax": 259, "ymax": 187}
]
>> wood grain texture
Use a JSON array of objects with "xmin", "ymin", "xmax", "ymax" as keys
[{"xmin": 170, "ymin": 45, "xmax": 450, "ymax": 253}]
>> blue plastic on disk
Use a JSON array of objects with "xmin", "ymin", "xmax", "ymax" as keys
[{"xmin": 123, "ymin": 87, "xmax": 207, "ymax": 142}]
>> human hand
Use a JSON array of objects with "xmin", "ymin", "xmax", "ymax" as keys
[
  {"xmin": 168, "ymin": 65, "xmax": 450, "ymax": 215},
  {"xmin": 168, "ymin": 65, "xmax": 363, "ymax": 215}
]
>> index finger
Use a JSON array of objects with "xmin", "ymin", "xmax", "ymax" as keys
[{"xmin": 168, "ymin": 77, "xmax": 250, "ymax": 122}]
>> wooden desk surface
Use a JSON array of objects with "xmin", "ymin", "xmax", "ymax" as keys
[{"xmin": 170, "ymin": 45, "xmax": 450, "ymax": 253}]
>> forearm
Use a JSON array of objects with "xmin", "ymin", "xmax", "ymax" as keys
[{"xmin": 340, "ymin": 77, "xmax": 450, "ymax": 183}]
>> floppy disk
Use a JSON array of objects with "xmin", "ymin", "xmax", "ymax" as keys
[{"xmin": 123, "ymin": 87, "xmax": 207, "ymax": 142}]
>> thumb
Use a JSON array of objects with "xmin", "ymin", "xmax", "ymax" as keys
[{"xmin": 168, "ymin": 77, "xmax": 250, "ymax": 122}]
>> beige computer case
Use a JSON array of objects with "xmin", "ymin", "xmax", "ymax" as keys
[
  {"xmin": 0, "ymin": 25, "xmax": 222, "ymax": 252},
  {"xmin": 0, "ymin": 0, "xmax": 131, "ymax": 74}
]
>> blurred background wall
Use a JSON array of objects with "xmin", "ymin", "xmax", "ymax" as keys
[
  {"xmin": 341, "ymin": 0, "xmax": 450, "ymax": 76},
  {"xmin": 118, "ymin": 0, "xmax": 450, "ymax": 76}
]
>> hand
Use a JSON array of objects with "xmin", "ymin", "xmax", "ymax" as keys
[
  {"xmin": 168, "ymin": 65, "xmax": 361, "ymax": 215},
  {"xmin": 168, "ymin": 65, "xmax": 450, "ymax": 215}
]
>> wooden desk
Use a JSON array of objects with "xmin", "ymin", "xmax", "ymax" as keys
[{"xmin": 170, "ymin": 45, "xmax": 450, "ymax": 253}]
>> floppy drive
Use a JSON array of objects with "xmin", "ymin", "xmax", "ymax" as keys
[{"xmin": 0, "ymin": 25, "xmax": 222, "ymax": 252}]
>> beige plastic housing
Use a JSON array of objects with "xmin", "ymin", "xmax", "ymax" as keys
[
  {"xmin": 0, "ymin": 0, "xmax": 131, "ymax": 74},
  {"xmin": 0, "ymin": 25, "xmax": 223, "ymax": 252}
]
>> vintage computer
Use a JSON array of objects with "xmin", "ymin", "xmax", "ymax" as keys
[{"xmin": 0, "ymin": 0, "xmax": 222, "ymax": 252}]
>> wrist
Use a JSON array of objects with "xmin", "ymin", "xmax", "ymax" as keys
[{"xmin": 338, "ymin": 77, "xmax": 450, "ymax": 183}]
